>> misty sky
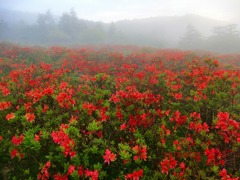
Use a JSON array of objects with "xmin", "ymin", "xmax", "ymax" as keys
[{"xmin": 1, "ymin": 0, "xmax": 240, "ymax": 22}]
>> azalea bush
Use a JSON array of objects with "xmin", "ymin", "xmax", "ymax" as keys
[{"xmin": 0, "ymin": 44, "xmax": 239, "ymax": 179}]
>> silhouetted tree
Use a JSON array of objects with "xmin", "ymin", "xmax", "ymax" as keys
[
  {"xmin": 207, "ymin": 24, "xmax": 240, "ymax": 53},
  {"xmin": 58, "ymin": 9, "xmax": 86, "ymax": 43},
  {"xmin": 179, "ymin": 25, "xmax": 203, "ymax": 50},
  {"xmin": 36, "ymin": 10, "xmax": 56, "ymax": 43}
]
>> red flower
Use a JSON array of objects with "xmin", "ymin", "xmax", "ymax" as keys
[
  {"xmin": 179, "ymin": 162, "xmax": 185, "ymax": 170},
  {"xmin": 85, "ymin": 169, "xmax": 99, "ymax": 180},
  {"xmin": 160, "ymin": 159, "xmax": 170, "ymax": 174},
  {"xmin": 11, "ymin": 149, "xmax": 18, "ymax": 158},
  {"xmin": 11, "ymin": 134, "xmax": 24, "ymax": 146},
  {"xmin": 6, "ymin": 113, "xmax": 15, "ymax": 121},
  {"xmin": 25, "ymin": 113, "xmax": 35, "ymax": 122},
  {"xmin": 204, "ymin": 148, "xmax": 222, "ymax": 165},
  {"xmin": 78, "ymin": 166, "xmax": 84, "ymax": 176},
  {"xmin": 0, "ymin": 101, "xmax": 11, "ymax": 110},
  {"xmin": 139, "ymin": 146, "xmax": 147, "ymax": 161},
  {"xmin": 160, "ymin": 155, "xmax": 177, "ymax": 174},
  {"xmin": 125, "ymin": 169, "xmax": 143, "ymax": 180},
  {"xmin": 219, "ymin": 168, "xmax": 227, "ymax": 177},
  {"xmin": 170, "ymin": 110, "xmax": 187, "ymax": 125},
  {"xmin": 60, "ymin": 81, "xmax": 68, "ymax": 90},
  {"xmin": 10, "ymin": 149, "xmax": 24, "ymax": 159},
  {"xmin": 42, "ymin": 104, "xmax": 49, "ymax": 113},
  {"xmin": 34, "ymin": 134, "xmax": 40, "ymax": 141},
  {"xmin": 38, "ymin": 161, "xmax": 51, "ymax": 180},
  {"xmin": 103, "ymin": 149, "xmax": 116, "ymax": 164},
  {"xmin": 68, "ymin": 165, "xmax": 75, "ymax": 175},
  {"xmin": 51, "ymin": 129, "xmax": 76, "ymax": 158},
  {"xmin": 0, "ymin": 135, "xmax": 2, "ymax": 141},
  {"xmin": 82, "ymin": 102, "xmax": 97, "ymax": 115},
  {"xmin": 173, "ymin": 92, "xmax": 182, "ymax": 100},
  {"xmin": 53, "ymin": 173, "xmax": 68, "ymax": 180},
  {"xmin": 2, "ymin": 87, "xmax": 10, "ymax": 96},
  {"xmin": 120, "ymin": 123, "xmax": 127, "ymax": 130},
  {"xmin": 169, "ymin": 156, "xmax": 177, "ymax": 169}
]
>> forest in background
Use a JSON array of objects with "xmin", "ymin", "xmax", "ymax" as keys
[{"xmin": 0, "ymin": 9, "xmax": 240, "ymax": 53}]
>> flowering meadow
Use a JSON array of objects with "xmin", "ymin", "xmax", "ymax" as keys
[{"xmin": 0, "ymin": 44, "xmax": 239, "ymax": 179}]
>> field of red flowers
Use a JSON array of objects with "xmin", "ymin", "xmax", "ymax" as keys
[{"xmin": 0, "ymin": 44, "xmax": 239, "ymax": 179}]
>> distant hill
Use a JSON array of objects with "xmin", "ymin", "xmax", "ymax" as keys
[
  {"xmin": 0, "ymin": 8, "xmax": 239, "ymax": 53},
  {"xmin": 114, "ymin": 14, "xmax": 230, "ymax": 48}
]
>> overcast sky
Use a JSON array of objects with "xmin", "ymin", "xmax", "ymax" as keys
[{"xmin": 1, "ymin": 0, "xmax": 240, "ymax": 22}]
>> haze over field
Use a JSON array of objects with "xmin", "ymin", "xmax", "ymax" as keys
[{"xmin": 0, "ymin": 0, "xmax": 240, "ymax": 53}]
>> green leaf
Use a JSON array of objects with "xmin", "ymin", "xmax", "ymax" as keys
[
  {"xmin": 90, "ymin": 145, "xmax": 99, "ymax": 154},
  {"xmin": 87, "ymin": 120, "xmax": 102, "ymax": 131},
  {"xmin": 93, "ymin": 163, "xmax": 102, "ymax": 171},
  {"xmin": 119, "ymin": 150, "xmax": 132, "ymax": 160},
  {"xmin": 212, "ymin": 165, "xmax": 219, "ymax": 174}
]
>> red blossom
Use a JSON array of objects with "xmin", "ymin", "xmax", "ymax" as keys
[
  {"xmin": 204, "ymin": 148, "xmax": 222, "ymax": 165},
  {"xmin": 10, "ymin": 149, "xmax": 24, "ymax": 159},
  {"xmin": 120, "ymin": 123, "xmax": 127, "ymax": 130},
  {"xmin": 67, "ymin": 165, "xmax": 75, "ymax": 175},
  {"xmin": 25, "ymin": 113, "xmax": 35, "ymax": 122},
  {"xmin": 60, "ymin": 81, "xmax": 68, "ymax": 90},
  {"xmin": 173, "ymin": 92, "xmax": 182, "ymax": 100},
  {"xmin": 1, "ymin": 87, "xmax": 10, "ymax": 96},
  {"xmin": 34, "ymin": 134, "xmax": 40, "ymax": 141},
  {"xmin": 11, "ymin": 134, "xmax": 24, "ymax": 146},
  {"xmin": 38, "ymin": 161, "xmax": 51, "ymax": 180},
  {"xmin": 51, "ymin": 128, "xmax": 76, "ymax": 158},
  {"xmin": 53, "ymin": 173, "xmax": 68, "ymax": 180},
  {"xmin": 85, "ymin": 169, "xmax": 99, "ymax": 180},
  {"xmin": 170, "ymin": 110, "xmax": 187, "ymax": 125},
  {"xmin": 82, "ymin": 102, "xmax": 97, "ymax": 115},
  {"xmin": 11, "ymin": 149, "xmax": 18, "ymax": 158},
  {"xmin": 0, "ymin": 101, "xmax": 11, "ymax": 110},
  {"xmin": 160, "ymin": 155, "xmax": 177, "ymax": 174},
  {"xmin": 77, "ymin": 166, "xmax": 84, "ymax": 176},
  {"xmin": 42, "ymin": 104, "xmax": 49, "ymax": 113},
  {"xmin": 219, "ymin": 168, "xmax": 227, "ymax": 177},
  {"xmin": 6, "ymin": 113, "xmax": 15, "ymax": 121},
  {"xmin": 103, "ymin": 149, "xmax": 116, "ymax": 164},
  {"xmin": 179, "ymin": 162, "xmax": 185, "ymax": 170},
  {"xmin": 125, "ymin": 169, "xmax": 143, "ymax": 180}
]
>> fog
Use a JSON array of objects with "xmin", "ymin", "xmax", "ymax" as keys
[{"xmin": 1, "ymin": 0, "xmax": 240, "ymax": 53}]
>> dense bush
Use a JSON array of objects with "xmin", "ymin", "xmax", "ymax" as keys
[{"xmin": 0, "ymin": 44, "xmax": 239, "ymax": 179}]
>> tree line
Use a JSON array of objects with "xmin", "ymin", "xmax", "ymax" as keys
[
  {"xmin": 179, "ymin": 24, "xmax": 240, "ymax": 53},
  {"xmin": 0, "ymin": 9, "xmax": 240, "ymax": 53}
]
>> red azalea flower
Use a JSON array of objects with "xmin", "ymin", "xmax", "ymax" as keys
[
  {"xmin": 11, "ymin": 149, "xmax": 19, "ymax": 158},
  {"xmin": 11, "ymin": 134, "xmax": 24, "ymax": 146},
  {"xmin": 25, "ymin": 113, "xmax": 35, "ymax": 122},
  {"xmin": 68, "ymin": 165, "xmax": 75, "ymax": 175},
  {"xmin": 78, "ymin": 166, "xmax": 84, "ymax": 176},
  {"xmin": 125, "ymin": 169, "xmax": 143, "ymax": 180},
  {"xmin": 34, "ymin": 134, "xmax": 40, "ymax": 141},
  {"xmin": 85, "ymin": 169, "xmax": 99, "ymax": 180},
  {"xmin": 120, "ymin": 123, "xmax": 127, "ymax": 130},
  {"xmin": 53, "ymin": 173, "xmax": 68, "ymax": 180},
  {"xmin": 219, "ymin": 168, "xmax": 227, "ymax": 177},
  {"xmin": 103, "ymin": 149, "xmax": 116, "ymax": 164},
  {"xmin": 6, "ymin": 113, "xmax": 15, "ymax": 121},
  {"xmin": 139, "ymin": 146, "xmax": 147, "ymax": 161},
  {"xmin": 179, "ymin": 162, "xmax": 185, "ymax": 170}
]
